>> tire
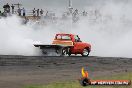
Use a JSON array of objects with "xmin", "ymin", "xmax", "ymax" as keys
[
  {"xmin": 68, "ymin": 53, "xmax": 71, "ymax": 56},
  {"xmin": 61, "ymin": 48, "xmax": 67, "ymax": 56},
  {"xmin": 81, "ymin": 48, "xmax": 89, "ymax": 57},
  {"xmin": 42, "ymin": 49, "xmax": 47, "ymax": 55},
  {"xmin": 67, "ymin": 48, "xmax": 71, "ymax": 56}
]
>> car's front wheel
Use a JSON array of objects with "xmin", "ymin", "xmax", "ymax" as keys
[{"xmin": 81, "ymin": 48, "xmax": 89, "ymax": 57}]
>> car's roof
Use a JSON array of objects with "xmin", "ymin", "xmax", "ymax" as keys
[{"xmin": 56, "ymin": 33, "xmax": 75, "ymax": 36}]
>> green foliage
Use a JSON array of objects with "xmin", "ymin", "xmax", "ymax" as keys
[{"xmin": 25, "ymin": 73, "xmax": 132, "ymax": 88}]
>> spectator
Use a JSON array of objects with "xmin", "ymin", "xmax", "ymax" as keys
[
  {"xmin": 0, "ymin": 10, "xmax": 2, "ymax": 16},
  {"xmin": 11, "ymin": 4, "xmax": 15, "ymax": 14},
  {"xmin": 33, "ymin": 8, "xmax": 36, "ymax": 16},
  {"xmin": 46, "ymin": 11, "xmax": 48, "ymax": 16},
  {"xmin": 40, "ymin": 9, "xmax": 44, "ymax": 16},
  {"xmin": 36, "ymin": 9, "xmax": 39, "ymax": 16},
  {"xmin": 17, "ymin": 8, "xmax": 21, "ymax": 16},
  {"xmin": 75, "ymin": 9, "xmax": 78, "ymax": 14},
  {"xmin": 3, "ymin": 3, "xmax": 10, "ymax": 13},
  {"xmin": 22, "ymin": 7, "xmax": 26, "ymax": 16},
  {"xmin": 83, "ymin": 11, "xmax": 87, "ymax": 16}
]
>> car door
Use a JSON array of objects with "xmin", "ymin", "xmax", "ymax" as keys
[{"xmin": 73, "ymin": 35, "xmax": 83, "ymax": 53}]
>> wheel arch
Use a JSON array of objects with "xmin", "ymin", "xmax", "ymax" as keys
[{"xmin": 84, "ymin": 47, "xmax": 90, "ymax": 52}]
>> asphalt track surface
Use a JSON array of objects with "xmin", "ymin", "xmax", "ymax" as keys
[{"xmin": 0, "ymin": 55, "xmax": 132, "ymax": 88}]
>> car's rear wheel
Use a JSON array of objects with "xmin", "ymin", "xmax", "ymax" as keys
[
  {"xmin": 61, "ymin": 48, "xmax": 66, "ymax": 56},
  {"xmin": 61, "ymin": 47, "xmax": 70, "ymax": 56},
  {"xmin": 68, "ymin": 53, "xmax": 71, "ymax": 56},
  {"xmin": 81, "ymin": 48, "xmax": 89, "ymax": 57}
]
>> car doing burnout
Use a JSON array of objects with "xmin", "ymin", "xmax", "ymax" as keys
[{"xmin": 34, "ymin": 33, "xmax": 91, "ymax": 56}]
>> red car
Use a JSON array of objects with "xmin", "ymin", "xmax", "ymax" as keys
[{"xmin": 34, "ymin": 33, "xmax": 91, "ymax": 56}]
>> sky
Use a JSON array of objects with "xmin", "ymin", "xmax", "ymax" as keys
[{"xmin": 0, "ymin": 0, "xmax": 130, "ymax": 9}]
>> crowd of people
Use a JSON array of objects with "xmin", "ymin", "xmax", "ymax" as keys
[
  {"xmin": 0, "ymin": 3, "xmax": 100, "ymax": 23},
  {"xmin": 0, "ymin": 3, "xmax": 25, "ymax": 16},
  {"xmin": 0, "ymin": 3, "xmax": 44, "ymax": 17},
  {"xmin": 32, "ymin": 8, "xmax": 44, "ymax": 17}
]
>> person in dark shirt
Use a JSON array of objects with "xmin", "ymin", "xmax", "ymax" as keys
[
  {"xmin": 22, "ymin": 8, "xmax": 26, "ymax": 16},
  {"xmin": 11, "ymin": 4, "xmax": 15, "ymax": 14},
  {"xmin": 33, "ymin": 8, "xmax": 36, "ymax": 16},
  {"xmin": 3, "ymin": 3, "xmax": 10, "ymax": 13},
  {"xmin": 36, "ymin": 9, "xmax": 39, "ymax": 16},
  {"xmin": 0, "ymin": 10, "xmax": 2, "ymax": 16},
  {"xmin": 17, "ymin": 8, "xmax": 21, "ymax": 16},
  {"xmin": 40, "ymin": 9, "xmax": 44, "ymax": 16}
]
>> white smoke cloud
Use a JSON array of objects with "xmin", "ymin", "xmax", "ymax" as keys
[
  {"xmin": 73, "ymin": 1, "xmax": 132, "ymax": 58},
  {"xmin": 0, "ymin": 15, "xmax": 68, "ymax": 55},
  {"xmin": 0, "ymin": 1, "xmax": 132, "ymax": 57},
  {"xmin": 0, "ymin": 16, "xmax": 37, "ymax": 55}
]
